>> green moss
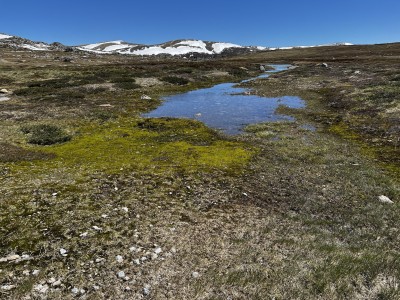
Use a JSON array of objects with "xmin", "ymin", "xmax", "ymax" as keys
[{"xmin": 32, "ymin": 117, "xmax": 255, "ymax": 174}]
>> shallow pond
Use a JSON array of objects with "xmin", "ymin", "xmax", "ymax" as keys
[{"xmin": 144, "ymin": 65, "xmax": 305, "ymax": 135}]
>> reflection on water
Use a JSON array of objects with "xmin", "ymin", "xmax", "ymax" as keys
[{"xmin": 144, "ymin": 65, "xmax": 305, "ymax": 135}]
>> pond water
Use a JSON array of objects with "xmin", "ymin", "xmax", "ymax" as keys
[{"xmin": 143, "ymin": 64, "xmax": 305, "ymax": 135}]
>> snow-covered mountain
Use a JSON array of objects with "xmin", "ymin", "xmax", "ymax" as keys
[
  {"xmin": 0, "ymin": 33, "xmax": 69, "ymax": 51},
  {"xmin": 0, "ymin": 32, "xmax": 354, "ymax": 57},
  {"xmin": 76, "ymin": 39, "xmax": 266, "ymax": 56}
]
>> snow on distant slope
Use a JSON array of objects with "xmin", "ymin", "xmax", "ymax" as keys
[
  {"xmin": 212, "ymin": 42, "xmax": 242, "ymax": 54},
  {"xmin": 76, "ymin": 39, "xmax": 253, "ymax": 56},
  {"xmin": 21, "ymin": 43, "xmax": 50, "ymax": 51},
  {"xmin": 0, "ymin": 33, "xmax": 13, "ymax": 40}
]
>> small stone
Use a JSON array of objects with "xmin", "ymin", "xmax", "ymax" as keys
[
  {"xmin": 1, "ymin": 285, "xmax": 16, "ymax": 291},
  {"xmin": 121, "ymin": 207, "xmax": 129, "ymax": 212},
  {"xmin": 32, "ymin": 270, "xmax": 40, "ymax": 276},
  {"xmin": 23, "ymin": 270, "xmax": 30, "ymax": 276},
  {"xmin": 192, "ymin": 271, "xmax": 200, "ymax": 278},
  {"xmin": 151, "ymin": 253, "xmax": 158, "ymax": 260},
  {"xmin": 129, "ymin": 246, "xmax": 137, "ymax": 252},
  {"xmin": 133, "ymin": 259, "xmax": 140, "ymax": 265},
  {"xmin": 34, "ymin": 284, "xmax": 49, "ymax": 294},
  {"xmin": 95, "ymin": 258, "xmax": 104, "ymax": 263},
  {"xmin": 378, "ymin": 195, "xmax": 394, "ymax": 204},
  {"xmin": 52, "ymin": 192, "xmax": 58, "ymax": 197},
  {"xmin": 116, "ymin": 255, "xmax": 124, "ymax": 263},
  {"xmin": 47, "ymin": 277, "xmax": 56, "ymax": 284},
  {"xmin": 141, "ymin": 256, "xmax": 147, "ymax": 262},
  {"xmin": 80, "ymin": 289, "xmax": 86, "ymax": 294},
  {"xmin": 141, "ymin": 95, "xmax": 152, "ymax": 100},
  {"xmin": 154, "ymin": 247, "xmax": 162, "ymax": 254},
  {"xmin": 101, "ymin": 214, "xmax": 108, "ymax": 218},
  {"xmin": 0, "ymin": 89, "xmax": 9, "ymax": 94},
  {"xmin": 3, "ymin": 254, "xmax": 21, "ymax": 262},
  {"xmin": 80, "ymin": 232, "xmax": 88, "ymax": 237},
  {"xmin": 71, "ymin": 287, "xmax": 79, "ymax": 294},
  {"xmin": 60, "ymin": 248, "xmax": 68, "ymax": 256},
  {"xmin": 118, "ymin": 271, "xmax": 126, "ymax": 279},
  {"xmin": 92, "ymin": 226, "xmax": 102, "ymax": 231},
  {"xmin": 143, "ymin": 284, "xmax": 151, "ymax": 295},
  {"xmin": 52, "ymin": 280, "xmax": 62, "ymax": 287},
  {"xmin": 171, "ymin": 247, "xmax": 177, "ymax": 253},
  {"xmin": 242, "ymin": 192, "xmax": 248, "ymax": 197},
  {"xmin": 93, "ymin": 285, "xmax": 100, "ymax": 290}
]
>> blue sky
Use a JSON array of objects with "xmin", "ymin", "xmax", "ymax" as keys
[{"xmin": 1, "ymin": 0, "xmax": 399, "ymax": 47}]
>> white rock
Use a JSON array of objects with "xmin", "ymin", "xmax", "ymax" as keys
[
  {"xmin": 32, "ymin": 270, "xmax": 40, "ymax": 276},
  {"xmin": 52, "ymin": 280, "xmax": 62, "ymax": 287},
  {"xmin": 22, "ymin": 270, "xmax": 30, "ymax": 276},
  {"xmin": 141, "ymin": 95, "xmax": 152, "ymax": 100},
  {"xmin": 34, "ymin": 284, "xmax": 49, "ymax": 294},
  {"xmin": 52, "ymin": 192, "xmax": 58, "ymax": 197},
  {"xmin": 80, "ymin": 289, "xmax": 86, "ymax": 294},
  {"xmin": 133, "ymin": 259, "xmax": 140, "ymax": 265},
  {"xmin": 47, "ymin": 277, "xmax": 56, "ymax": 284},
  {"xmin": 192, "ymin": 271, "xmax": 200, "ymax": 278},
  {"xmin": 95, "ymin": 258, "xmax": 105, "ymax": 263},
  {"xmin": 121, "ymin": 207, "xmax": 129, "ymax": 212},
  {"xmin": 151, "ymin": 253, "xmax": 158, "ymax": 260},
  {"xmin": 101, "ymin": 214, "xmax": 108, "ymax": 218},
  {"xmin": 378, "ymin": 195, "xmax": 394, "ymax": 204},
  {"xmin": 143, "ymin": 284, "xmax": 151, "ymax": 295},
  {"xmin": 0, "ymin": 89, "xmax": 9, "ymax": 94},
  {"xmin": 116, "ymin": 255, "xmax": 124, "ymax": 263},
  {"xmin": 129, "ymin": 246, "xmax": 137, "ymax": 252},
  {"xmin": 0, "ymin": 254, "xmax": 21, "ymax": 262},
  {"xmin": 141, "ymin": 256, "xmax": 147, "ymax": 262},
  {"xmin": 154, "ymin": 247, "xmax": 162, "ymax": 254},
  {"xmin": 171, "ymin": 247, "xmax": 177, "ymax": 253},
  {"xmin": 59, "ymin": 248, "xmax": 68, "ymax": 256},
  {"xmin": 1, "ymin": 285, "xmax": 16, "ymax": 291},
  {"xmin": 93, "ymin": 285, "xmax": 100, "ymax": 290},
  {"xmin": 92, "ymin": 226, "xmax": 102, "ymax": 231},
  {"xmin": 71, "ymin": 287, "xmax": 79, "ymax": 294},
  {"xmin": 118, "ymin": 271, "xmax": 126, "ymax": 278},
  {"xmin": 80, "ymin": 232, "xmax": 88, "ymax": 237}
]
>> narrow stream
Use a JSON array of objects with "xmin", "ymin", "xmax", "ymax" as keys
[{"xmin": 143, "ymin": 64, "xmax": 305, "ymax": 135}]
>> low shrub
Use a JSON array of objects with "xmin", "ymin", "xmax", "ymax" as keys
[
  {"xmin": 161, "ymin": 76, "xmax": 189, "ymax": 85},
  {"xmin": 21, "ymin": 124, "xmax": 71, "ymax": 145}
]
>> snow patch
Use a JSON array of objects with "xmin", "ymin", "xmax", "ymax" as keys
[
  {"xmin": 0, "ymin": 34, "xmax": 13, "ymax": 40},
  {"xmin": 132, "ymin": 45, "xmax": 212, "ymax": 56},
  {"xmin": 212, "ymin": 42, "xmax": 242, "ymax": 54},
  {"xmin": 21, "ymin": 43, "xmax": 50, "ymax": 51}
]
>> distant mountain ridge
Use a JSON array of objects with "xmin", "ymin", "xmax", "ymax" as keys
[{"xmin": 0, "ymin": 32, "xmax": 354, "ymax": 57}]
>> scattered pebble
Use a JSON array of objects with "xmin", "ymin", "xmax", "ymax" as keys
[
  {"xmin": 59, "ymin": 248, "xmax": 68, "ymax": 257},
  {"xmin": 47, "ymin": 277, "xmax": 56, "ymax": 284},
  {"xmin": 1, "ymin": 285, "xmax": 16, "ymax": 291},
  {"xmin": 118, "ymin": 271, "xmax": 126, "ymax": 279},
  {"xmin": 378, "ymin": 195, "xmax": 394, "ymax": 204},
  {"xmin": 143, "ymin": 284, "xmax": 151, "ymax": 295},
  {"xmin": 192, "ymin": 271, "xmax": 200, "ymax": 278},
  {"xmin": 121, "ymin": 207, "xmax": 129, "ymax": 212},
  {"xmin": 171, "ymin": 247, "xmax": 177, "ymax": 254},
  {"xmin": 71, "ymin": 287, "xmax": 79, "ymax": 294},
  {"xmin": 116, "ymin": 255, "xmax": 124, "ymax": 263},
  {"xmin": 80, "ymin": 232, "xmax": 88, "ymax": 237},
  {"xmin": 22, "ymin": 270, "xmax": 30, "ymax": 276},
  {"xmin": 34, "ymin": 284, "xmax": 49, "ymax": 294},
  {"xmin": 154, "ymin": 247, "xmax": 162, "ymax": 254},
  {"xmin": 32, "ymin": 270, "xmax": 40, "ymax": 276},
  {"xmin": 92, "ymin": 226, "xmax": 102, "ymax": 231},
  {"xmin": 52, "ymin": 192, "xmax": 58, "ymax": 197},
  {"xmin": 141, "ymin": 95, "xmax": 152, "ymax": 100},
  {"xmin": 151, "ymin": 253, "xmax": 158, "ymax": 260},
  {"xmin": 101, "ymin": 214, "xmax": 108, "ymax": 218},
  {"xmin": 52, "ymin": 280, "xmax": 62, "ymax": 287},
  {"xmin": 0, "ymin": 254, "xmax": 20, "ymax": 262},
  {"xmin": 129, "ymin": 246, "xmax": 137, "ymax": 252},
  {"xmin": 133, "ymin": 259, "xmax": 140, "ymax": 265}
]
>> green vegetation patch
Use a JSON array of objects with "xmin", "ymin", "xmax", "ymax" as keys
[{"xmin": 40, "ymin": 118, "xmax": 254, "ymax": 173}]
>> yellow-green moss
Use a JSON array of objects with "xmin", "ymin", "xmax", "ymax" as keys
[{"xmin": 20, "ymin": 117, "xmax": 255, "ymax": 175}]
